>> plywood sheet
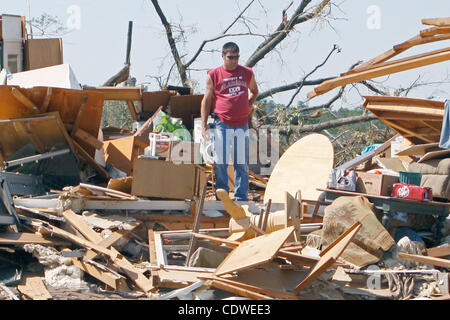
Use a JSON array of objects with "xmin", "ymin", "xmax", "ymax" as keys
[
  {"xmin": 264, "ymin": 133, "xmax": 334, "ymax": 203},
  {"xmin": 293, "ymin": 222, "xmax": 361, "ymax": 294},
  {"xmin": 214, "ymin": 226, "xmax": 294, "ymax": 276},
  {"xmin": 363, "ymin": 96, "xmax": 445, "ymax": 145}
]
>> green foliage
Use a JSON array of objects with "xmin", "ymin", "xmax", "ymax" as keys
[{"xmin": 101, "ymin": 101, "xmax": 133, "ymax": 130}]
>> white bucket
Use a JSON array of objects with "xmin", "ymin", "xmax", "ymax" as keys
[
  {"xmin": 146, "ymin": 132, "xmax": 173, "ymax": 157},
  {"xmin": 194, "ymin": 117, "xmax": 214, "ymax": 164}
]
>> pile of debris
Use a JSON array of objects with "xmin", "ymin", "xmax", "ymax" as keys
[{"xmin": 0, "ymin": 16, "xmax": 449, "ymax": 301}]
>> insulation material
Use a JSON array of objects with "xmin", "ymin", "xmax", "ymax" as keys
[{"xmin": 23, "ymin": 244, "xmax": 86, "ymax": 289}]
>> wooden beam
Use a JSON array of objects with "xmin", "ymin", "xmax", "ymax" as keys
[
  {"xmin": 62, "ymin": 209, "xmax": 155, "ymax": 293},
  {"xmin": 85, "ymin": 87, "xmax": 142, "ymax": 100},
  {"xmin": 420, "ymin": 26, "xmax": 450, "ymax": 37},
  {"xmin": 71, "ymin": 138, "xmax": 109, "ymax": 179},
  {"xmin": 398, "ymin": 252, "xmax": 450, "ymax": 269},
  {"xmin": 0, "ymin": 232, "xmax": 69, "ymax": 246},
  {"xmin": 308, "ymin": 48, "xmax": 450, "ymax": 98},
  {"xmin": 426, "ymin": 244, "xmax": 450, "ymax": 258},
  {"xmin": 71, "ymin": 94, "xmax": 88, "ymax": 137},
  {"xmin": 293, "ymin": 222, "xmax": 362, "ymax": 295},
  {"xmin": 11, "ymin": 87, "xmax": 40, "ymax": 113},
  {"xmin": 127, "ymin": 100, "xmax": 139, "ymax": 121},
  {"xmin": 73, "ymin": 128, "xmax": 104, "ymax": 150},
  {"xmin": 41, "ymin": 87, "xmax": 52, "ymax": 112},
  {"xmin": 199, "ymin": 275, "xmax": 297, "ymax": 299},
  {"xmin": 206, "ymin": 278, "xmax": 273, "ymax": 300},
  {"xmin": 422, "ymin": 18, "xmax": 450, "ymax": 27},
  {"xmin": 393, "ymin": 33, "xmax": 450, "ymax": 51}
]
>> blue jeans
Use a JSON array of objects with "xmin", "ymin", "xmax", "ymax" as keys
[{"xmin": 212, "ymin": 118, "xmax": 249, "ymax": 201}]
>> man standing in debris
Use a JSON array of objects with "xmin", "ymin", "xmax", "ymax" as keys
[{"xmin": 201, "ymin": 42, "xmax": 259, "ymax": 201}]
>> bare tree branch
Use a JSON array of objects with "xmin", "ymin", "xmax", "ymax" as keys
[
  {"xmin": 285, "ymin": 44, "xmax": 340, "ymax": 107},
  {"xmin": 259, "ymin": 114, "xmax": 377, "ymax": 133},
  {"xmin": 150, "ymin": 0, "xmax": 190, "ymax": 87},
  {"xmin": 183, "ymin": 0, "xmax": 257, "ymax": 69},
  {"xmin": 245, "ymin": 0, "xmax": 331, "ymax": 67}
]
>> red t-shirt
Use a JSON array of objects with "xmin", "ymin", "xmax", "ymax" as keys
[{"xmin": 208, "ymin": 65, "xmax": 253, "ymax": 126}]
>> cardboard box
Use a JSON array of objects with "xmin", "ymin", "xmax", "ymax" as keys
[
  {"xmin": 167, "ymin": 141, "xmax": 201, "ymax": 164},
  {"xmin": 356, "ymin": 172, "xmax": 399, "ymax": 196},
  {"xmin": 131, "ymin": 156, "xmax": 206, "ymax": 200}
]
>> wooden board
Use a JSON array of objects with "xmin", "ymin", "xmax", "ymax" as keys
[
  {"xmin": 264, "ymin": 133, "xmax": 334, "ymax": 203},
  {"xmin": 0, "ymin": 232, "xmax": 69, "ymax": 246},
  {"xmin": 308, "ymin": 48, "xmax": 450, "ymax": 99},
  {"xmin": 363, "ymin": 96, "xmax": 445, "ymax": 145},
  {"xmin": 418, "ymin": 149, "xmax": 450, "ymax": 163},
  {"xmin": 398, "ymin": 252, "xmax": 450, "ymax": 268},
  {"xmin": 396, "ymin": 142, "xmax": 440, "ymax": 156},
  {"xmin": 17, "ymin": 276, "xmax": 52, "ymax": 300},
  {"xmin": 293, "ymin": 222, "xmax": 361, "ymax": 295},
  {"xmin": 422, "ymin": 18, "xmax": 450, "ymax": 27},
  {"xmin": 214, "ymin": 226, "xmax": 294, "ymax": 276},
  {"xmin": 427, "ymin": 244, "xmax": 450, "ymax": 258}
]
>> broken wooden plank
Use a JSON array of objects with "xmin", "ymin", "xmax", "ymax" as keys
[
  {"xmin": 62, "ymin": 209, "xmax": 155, "ymax": 293},
  {"xmin": 71, "ymin": 258, "xmax": 129, "ymax": 291},
  {"xmin": 420, "ymin": 26, "xmax": 450, "ymax": 37},
  {"xmin": 11, "ymin": 87, "xmax": 40, "ymax": 113},
  {"xmin": 71, "ymin": 138, "xmax": 109, "ymax": 179},
  {"xmin": 398, "ymin": 252, "xmax": 450, "ymax": 269},
  {"xmin": 293, "ymin": 222, "xmax": 362, "ymax": 295},
  {"xmin": 422, "ymin": 18, "xmax": 450, "ymax": 27},
  {"xmin": 84, "ymin": 86, "xmax": 142, "ymax": 100},
  {"xmin": 40, "ymin": 87, "xmax": 52, "ymax": 112},
  {"xmin": 127, "ymin": 100, "xmax": 139, "ymax": 121},
  {"xmin": 214, "ymin": 226, "xmax": 295, "ymax": 276},
  {"xmin": 72, "ymin": 128, "xmax": 103, "ymax": 150},
  {"xmin": 427, "ymin": 245, "xmax": 450, "ymax": 258},
  {"xmin": 207, "ymin": 278, "xmax": 273, "ymax": 299},
  {"xmin": 0, "ymin": 232, "xmax": 69, "ymax": 246},
  {"xmin": 199, "ymin": 275, "xmax": 297, "ymax": 300},
  {"xmin": 308, "ymin": 48, "xmax": 450, "ymax": 99},
  {"xmin": 185, "ymin": 183, "xmax": 208, "ymax": 266},
  {"xmin": 17, "ymin": 277, "xmax": 52, "ymax": 300}
]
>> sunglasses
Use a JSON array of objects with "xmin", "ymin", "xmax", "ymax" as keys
[{"xmin": 226, "ymin": 55, "xmax": 240, "ymax": 60}]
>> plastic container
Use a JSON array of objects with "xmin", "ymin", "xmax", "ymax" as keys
[
  {"xmin": 146, "ymin": 132, "xmax": 173, "ymax": 157},
  {"xmin": 399, "ymin": 171, "xmax": 422, "ymax": 186}
]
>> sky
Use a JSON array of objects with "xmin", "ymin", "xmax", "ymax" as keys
[{"xmin": 1, "ymin": 0, "xmax": 450, "ymax": 108}]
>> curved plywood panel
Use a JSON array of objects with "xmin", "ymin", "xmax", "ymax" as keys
[{"xmin": 264, "ymin": 133, "xmax": 334, "ymax": 204}]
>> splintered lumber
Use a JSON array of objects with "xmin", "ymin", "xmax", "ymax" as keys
[
  {"xmin": 214, "ymin": 226, "xmax": 295, "ymax": 276},
  {"xmin": 422, "ymin": 18, "xmax": 450, "ymax": 27},
  {"xmin": 61, "ymin": 209, "xmax": 155, "ymax": 293},
  {"xmin": 199, "ymin": 275, "xmax": 298, "ymax": 300},
  {"xmin": 127, "ymin": 100, "xmax": 139, "ymax": 121},
  {"xmin": 206, "ymin": 278, "xmax": 273, "ymax": 300},
  {"xmin": 427, "ymin": 245, "xmax": 450, "ymax": 258},
  {"xmin": 0, "ymin": 232, "xmax": 69, "ymax": 246},
  {"xmin": 11, "ymin": 87, "xmax": 40, "ymax": 113},
  {"xmin": 84, "ymin": 86, "xmax": 142, "ymax": 100},
  {"xmin": 71, "ymin": 259, "xmax": 129, "ymax": 291},
  {"xmin": 293, "ymin": 222, "xmax": 362, "ymax": 295},
  {"xmin": 308, "ymin": 47, "xmax": 450, "ymax": 99},
  {"xmin": 71, "ymin": 138, "xmax": 109, "ymax": 179},
  {"xmin": 72, "ymin": 128, "xmax": 103, "ymax": 150},
  {"xmin": 17, "ymin": 277, "xmax": 52, "ymax": 300},
  {"xmin": 397, "ymin": 252, "xmax": 450, "ymax": 269}
]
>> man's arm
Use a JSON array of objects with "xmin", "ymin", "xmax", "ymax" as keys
[
  {"xmin": 201, "ymin": 74, "xmax": 214, "ymax": 139},
  {"xmin": 248, "ymin": 74, "xmax": 258, "ymax": 106}
]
